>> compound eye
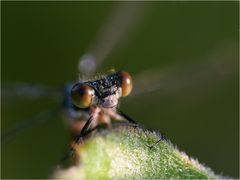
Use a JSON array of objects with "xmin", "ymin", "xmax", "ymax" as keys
[
  {"xmin": 71, "ymin": 83, "xmax": 94, "ymax": 108},
  {"xmin": 118, "ymin": 71, "xmax": 133, "ymax": 97}
]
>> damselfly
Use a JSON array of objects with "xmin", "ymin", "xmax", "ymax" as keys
[
  {"xmin": 2, "ymin": 2, "xmax": 238, "ymax": 178},
  {"xmin": 2, "ymin": 3, "xmax": 146, "ymax": 143}
]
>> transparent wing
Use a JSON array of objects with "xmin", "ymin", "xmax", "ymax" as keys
[
  {"xmin": 1, "ymin": 82, "xmax": 62, "ymax": 104},
  {"xmin": 1, "ymin": 82, "xmax": 62, "ymax": 142},
  {"xmin": 78, "ymin": 2, "xmax": 146, "ymax": 76},
  {"xmin": 127, "ymin": 43, "xmax": 237, "ymax": 101},
  {"xmin": 1, "ymin": 106, "xmax": 61, "ymax": 143}
]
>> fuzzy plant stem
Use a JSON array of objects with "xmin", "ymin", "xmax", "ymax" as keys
[{"xmin": 53, "ymin": 125, "xmax": 222, "ymax": 179}]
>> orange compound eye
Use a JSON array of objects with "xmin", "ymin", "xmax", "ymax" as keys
[
  {"xmin": 71, "ymin": 83, "xmax": 94, "ymax": 108},
  {"xmin": 118, "ymin": 71, "xmax": 133, "ymax": 97}
]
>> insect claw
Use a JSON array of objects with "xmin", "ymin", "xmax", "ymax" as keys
[
  {"xmin": 146, "ymin": 143, "xmax": 154, "ymax": 150},
  {"xmin": 146, "ymin": 138, "xmax": 164, "ymax": 150}
]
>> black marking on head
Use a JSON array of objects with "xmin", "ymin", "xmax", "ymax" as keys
[{"xmin": 85, "ymin": 72, "xmax": 121, "ymax": 99}]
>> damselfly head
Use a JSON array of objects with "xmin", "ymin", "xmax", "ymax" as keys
[{"xmin": 71, "ymin": 71, "xmax": 132, "ymax": 108}]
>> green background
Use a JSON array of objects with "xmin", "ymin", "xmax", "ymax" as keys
[{"xmin": 1, "ymin": 1, "xmax": 239, "ymax": 178}]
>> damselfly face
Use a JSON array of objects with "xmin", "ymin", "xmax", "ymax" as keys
[{"xmin": 71, "ymin": 71, "xmax": 132, "ymax": 108}]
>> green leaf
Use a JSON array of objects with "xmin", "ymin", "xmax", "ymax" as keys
[{"xmin": 53, "ymin": 126, "xmax": 222, "ymax": 179}]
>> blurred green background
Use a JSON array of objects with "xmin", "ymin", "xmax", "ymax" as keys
[{"xmin": 1, "ymin": 1, "xmax": 239, "ymax": 178}]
